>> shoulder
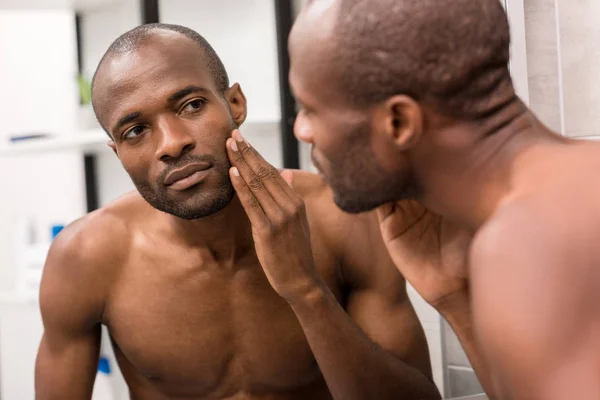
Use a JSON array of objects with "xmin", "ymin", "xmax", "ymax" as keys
[
  {"xmin": 48, "ymin": 192, "xmax": 143, "ymax": 269},
  {"xmin": 468, "ymin": 197, "xmax": 599, "ymax": 398},
  {"xmin": 468, "ymin": 196, "xmax": 590, "ymax": 338},
  {"xmin": 287, "ymin": 170, "xmax": 406, "ymax": 291},
  {"xmin": 40, "ymin": 194, "xmax": 139, "ymax": 324},
  {"xmin": 48, "ymin": 208, "xmax": 130, "ymax": 270},
  {"xmin": 469, "ymin": 198, "xmax": 568, "ymax": 303},
  {"xmin": 470, "ymin": 196, "xmax": 580, "ymax": 270}
]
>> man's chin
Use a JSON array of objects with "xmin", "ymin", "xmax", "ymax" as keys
[
  {"xmin": 332, "ymin": 192, "xmax": 381, "ymax": 214},
  {"xmin": 140, "ymin": 186, "xmax": 235, "ymax": 220}
]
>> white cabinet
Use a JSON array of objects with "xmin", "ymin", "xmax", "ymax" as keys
[
  {"xmin": 0, "ymin": 300, "xmax": 43, "ymax": 400},
  {"xmin": 0, "ymin": 299, "xmax": 129, "ymax": 400}
]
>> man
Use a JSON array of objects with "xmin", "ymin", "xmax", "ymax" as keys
[
  {"xmin": 289, "ymin": 0, "xmax": 600, "ymax": 399},
  {"xmin": 34, "ymin": 24, "xmax": 441, "ymax": 400}
]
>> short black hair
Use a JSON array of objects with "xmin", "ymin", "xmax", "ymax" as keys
[
  {"xmin": 91, "ymin": 23, "xmax": 229, "ymax": 96},
  {"xmin": 330, "ymin": 0, "xmax": 514, "ymax": 120}
]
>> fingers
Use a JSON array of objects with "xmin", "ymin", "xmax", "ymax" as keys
[
  {"xmin": 230, "ymin": 130, "xmax": 298, "ymax": 200},
  {"xmin": 229, "ymin": 167, "xmax": 270, "ymax": 230},
  {"xmin": 227, "ymin": 130, "xmax": 300, "ymax": 215},
  {"xmin": 226, "ymin": 135, "xmax": 281, "ymax": 219},
  {"xmin": 377, "ymin": 203, "xmax": 396, "ymax": 223}
]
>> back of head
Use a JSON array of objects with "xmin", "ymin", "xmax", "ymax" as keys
[{"xmin": 331, "ymin": 0, "xmax": 514, "ymax": 120}]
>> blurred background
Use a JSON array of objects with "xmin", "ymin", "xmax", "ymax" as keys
[{"xmin": 0, "ymin": 0, "xmax": 596, "ymax": 398}]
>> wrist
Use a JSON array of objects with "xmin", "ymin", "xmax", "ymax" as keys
[
  {"xmin": 430, "ymin": 288, "xmax": 470, "ymax": 318},
  {"xmin": 284, "ymin": 280, "xmax": 330, "ymax": 311}
]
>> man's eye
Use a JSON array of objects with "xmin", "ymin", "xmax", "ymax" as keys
[
  {"xmin": 123, "ymin": 125, "xmax": 146, "ymax": 140},
  {"xmin": 181, "ymin": 99, "xmax": 206, "ymax": 114}
]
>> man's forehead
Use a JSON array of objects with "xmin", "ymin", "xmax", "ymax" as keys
[
  {"xmin": 92, "ymin": 37, "xmax": 215, "ymax": 124},
  {"xmin": 96, "ymin": 35, "xmax": 207, "ymax": 86}
]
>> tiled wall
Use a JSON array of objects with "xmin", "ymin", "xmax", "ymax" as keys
[
  {"xmin": 556, "ymin": 0, "xmax": 600, "ymax": 137},
  {"xmin": 521, "ymin": 0, "xmax": 600, "ymax": 138},
  {"xmin": 407, "ymin": 285, "xmax": 444, "ymax": 394},
  {"xmin": 441, "ymin": 320, "xmax": 484, "ymax": 398},
  {"xmin": 524, "ymin": 0, "xmax": 563, "ymax": 132}
]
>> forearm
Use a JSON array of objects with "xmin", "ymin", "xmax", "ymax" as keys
[
  {"xmin": 436, "ymin": 291, "xmax": 498, "ymax": 399},
  {"xmin": 288, "ymin": 285, "xmax": 441, "ymax": 400}
]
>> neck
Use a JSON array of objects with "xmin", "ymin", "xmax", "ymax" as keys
[
  {"xmin": 413, "ymin": 98, "xmax": 565, "ymax": 229},
  {"xmin": 164, "ymin": 196, "xmax": 255, "ymax": 263}
]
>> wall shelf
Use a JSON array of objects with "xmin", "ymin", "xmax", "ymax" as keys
[
  {"xmin": 0, "ymin": 120, "xmax": 280, "ymax": 157},
  {"xmin": 0, "ymin": 129, "xmax": 108, "ymax": 156}
]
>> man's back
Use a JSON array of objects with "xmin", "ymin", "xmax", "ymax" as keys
[
  {"xmin": 469, "ymin": 139, "xmax": 600, "ymax": 399},
  {"xmin": 36, "ymin": 170, "xmax": 430, "ymax": 400}
]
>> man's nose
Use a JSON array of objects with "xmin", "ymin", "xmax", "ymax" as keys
[
  {"xmin": 293, "ymin": 115, "xmax": 314, "ymax": 144},
  {"xmin": 155, "ymin": 117, "xmax": 195, "ymax": 161}
]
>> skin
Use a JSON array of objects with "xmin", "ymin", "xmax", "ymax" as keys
[
  {"xmin": 34, "ymin": 31, "xmax": 440, "ymax": 400},
  {"xmin": 289, "ymin": 2, "xmax": 600, "ymax": 399}
]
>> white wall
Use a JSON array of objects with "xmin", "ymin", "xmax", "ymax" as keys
[
  {"xmin": 159, "ymin": 0, "xmax": 281, "ymax": 124},
  {"xmin": 0, "ymin": 10, "xmax": 89, "ymax": 399},
  {"xmin": 0, "ymin": 11, "xmax": 78, "ymax": 138},
  {"xmin": 0, "ymin": 301, "xmax": 44, "ymax": 400},
  {"xmin": 0, "ymin": 11, "xmax": 86, "ymax": 293},
  {"xmin": 80, "ymin": 0, "xmax": 141, "ymax": 80}
]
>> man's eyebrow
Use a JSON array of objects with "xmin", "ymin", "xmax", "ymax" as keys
[
  {"xmin": 113, "ymin": 111, "xmax": 142, "ymax": 134},
  {"xmin": 168, "ymin": 85, "xmax": 209, "ymax": 104}
]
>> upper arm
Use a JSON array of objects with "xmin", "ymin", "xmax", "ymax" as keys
[
  {"xmin": 335, "ymin": 210, "xmax": 433, "ymax": 379},
  {"xmin": 36, "ymin": 220, "xmax": 111, "ymax": 399},
  {"xmin": 298, "ymin": 172, "xmax": 433, "ymax": 378},
  {"xmin": 470, "ymin": 207, "xmax": 600, "ymax": 400}
]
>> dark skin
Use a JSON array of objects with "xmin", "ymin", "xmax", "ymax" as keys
[
  {"xmin": 290, "ymin": 2, "xmax": 600, "ymax": 399},
  {"xmin": 35, "ymin": 31, "xmax": 439, "ymax": 400}
]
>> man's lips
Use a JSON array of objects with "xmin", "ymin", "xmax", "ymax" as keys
[{"xmin": 164, "ymin": 162, "xmax": 211, "ymax": 186}]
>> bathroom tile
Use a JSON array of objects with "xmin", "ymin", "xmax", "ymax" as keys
[
  {"xmin": 527, "ymin": 74, "xmax": 562, "ymax": 131},
  {"xmin": 524, "ymin": 0, "xmax": 563, "ymax": 132},
  {"xmin": 447, "ymin": 366, "xmax": 484, "ymax": 398},
  {"xmin": 442, "ymin": 320, "xmax": 473, "ymax": 368},
  {"xmin": 557, "ymin": 0, "xmax": 600, "ymax": 137}
]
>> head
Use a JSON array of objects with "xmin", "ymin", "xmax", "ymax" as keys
[
  {"xmin": 289, "ymin": 0, "xmax": 515, "ymax": 213},
  {"xmin": 92, "ymin": 23, "xmax": 247, "ymax": 220}
]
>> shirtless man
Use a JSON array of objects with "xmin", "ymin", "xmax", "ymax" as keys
[
  {"xmin": 34, "ymin": 24, "xmax": 441, "ymax": 400},
  {"xmin": 289, "ymin": 0, "xmax": 600, "ymax": 399}
]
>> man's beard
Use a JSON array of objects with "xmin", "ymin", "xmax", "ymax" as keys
[
  {"xmin": 318, "ymin": 123, "xmax": 417, "ymax": 214},
  {"xmin": 132, "ymin": 154, "xmax": 235, "ymax": 220}
]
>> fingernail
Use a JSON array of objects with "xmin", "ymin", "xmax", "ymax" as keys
[
  {"xmin": 231, "ymin": 167, "xmax": 240, "ymax": 177},
  {"xmin": 234, "ymin": 130, "xmax": 245, "ymax": 143},
  {"xmin": 230, "ymin": 139, "xmax": 238, "ymax": 152}
]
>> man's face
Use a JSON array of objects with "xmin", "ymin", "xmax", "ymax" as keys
[
  {"xmin": 93, "ymin": 33, "xmax": 246, "ymax": 219},
  {"xmin": 289, "ymin": 8, "xmax": 413, "ymax": 213}
]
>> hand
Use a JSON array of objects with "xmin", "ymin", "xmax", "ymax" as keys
[
  {"xmin": 377, "ymin": 200, "xmax": 472, "ymax": 309},
  {"xmin": 226, "ymin": 130, "xmax": 325, "ymax": 303}
]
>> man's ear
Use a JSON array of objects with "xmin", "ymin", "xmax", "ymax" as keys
[
  {"xmin": 375, "ymin": 95, "xmax": 423, "ymax": 151},
  {"xmin": 225, "ymin": 83, "xmax": 248, "ymax": 127},
  {"xmin": 108, "ymin": 139, "xmax": 118, "ymax": 158}
]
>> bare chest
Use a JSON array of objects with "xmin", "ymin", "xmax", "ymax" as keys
[{"xmin": 103, "ymin": 249, "xmax": 339, "ymax": 398}]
